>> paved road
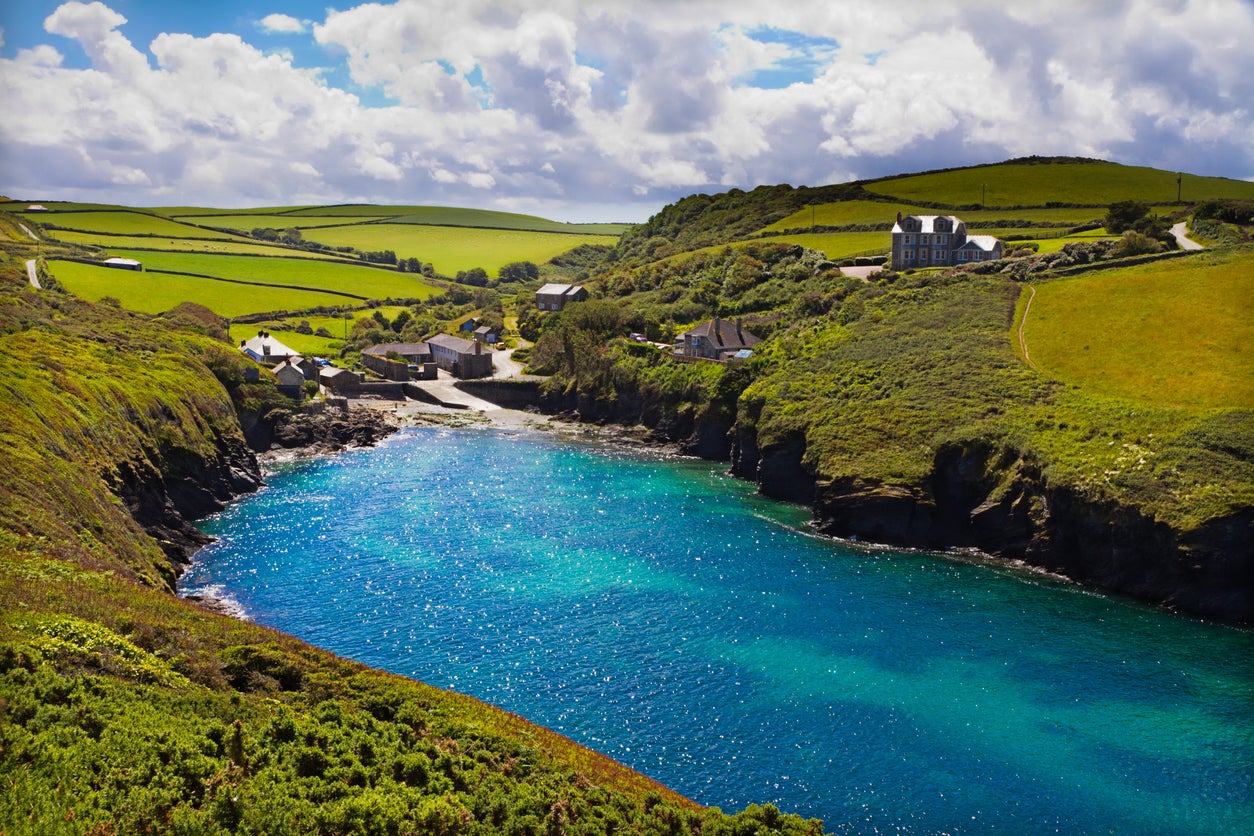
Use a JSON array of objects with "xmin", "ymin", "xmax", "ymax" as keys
[
  {"xmin": 491, "ymin": 347, "xmax": 526, "ymax": 379},
  {"xmin": 18, "ymin": 223, "xmax": 38, "ymax": 241},
  {"xmin": 25, "ymin": 259, "xmax": 40, "ymax": 289},
  {"xmin": 1170, "ymin": 222, "xmax": 1204, "ymax": 251}
]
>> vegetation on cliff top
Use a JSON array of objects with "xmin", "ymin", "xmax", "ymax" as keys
[{"xmin": 532, "ymin": 161, "xmax": 1254, "ymax": 549}]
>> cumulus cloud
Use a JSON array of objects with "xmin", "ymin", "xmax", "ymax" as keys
[
  {"xmin": 259, "ymin": 14, "xmax": 306, "ymax": 34},
  {"xmin": 0, "ymin": 0, "xmax": 1250, "ymax": 221}
]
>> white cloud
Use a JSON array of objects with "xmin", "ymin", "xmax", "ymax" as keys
[
  {"xmin": 0, "ymin": 0, "xmax": 1249, "ymax": 221},
  {"xmin": 260, "ymin": 14, "xmax": 306, "ymax": 34}
]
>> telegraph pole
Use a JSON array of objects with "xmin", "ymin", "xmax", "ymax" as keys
[
  {"xmin": 1177, "ymin": 173, "xmax": 1182, "ymax": 204},
  {"xmin": 982, "ymin": 183, "xmax": 987, "ymax": 207}
]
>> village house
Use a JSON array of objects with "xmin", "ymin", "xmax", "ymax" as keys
[
  {"xmin": 319, "ymin": 366, "xmax": 361, "ymax": 397},
  {"xmin": 272, "ymin": 358, "xmax": 306, "ymax": 400},
  {"xmin": 675, "ymin": 317, "xmax": 761, "ymax": 362},
  {"xmin": 473, "ymin": 325, "xmax": 499, "ymax": 344},
  {"xmin": 890, "ymin": 213, "xmax": 1002, "ymax": 271},
  {"xmin": 535, "ymin": 283, "xmax": 588, "ymax": 312},
  {"xmin": 240, "ymin": 330, "xmax": 300, "ymax": 365},
  {"xmin": 427, "ymin": 333, "xmax": 493, "ymax": 379},
  {"xmin": 362, "ymin": 342, "xmax": 437, "ymax": 381}
]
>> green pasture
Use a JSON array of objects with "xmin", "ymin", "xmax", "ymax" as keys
[
  {"xmin": 182, "ymin": 214, "xmax": 367, "ymax": 231},
  {"xmin": 757, "ymin": 230, "xmax": 890, "ymax": 260},
  {"xmin": 1020, "ymin": 249, "xmax": 1254, "ymax": 409},
  {"xmin": 8, "ymin": 201, "xmax": 132, "ymax": 213},
  {"xmin": 156, "ymin": 205, "xmax": 313, "ymax": 217},
  {"xmin": 865, "ymin": 161, "xmax": 1254, "ymax": 208},
  {"xmin": 299, "ymin": 224, "xmax": 619, "ymax": 275},
  {"xmin": 48, "ymin": 260, "xmax": 353, "ymax": 317},
  {"xmin": 105, "ymin": 249, "xmax": 442, "ymax": 301},
  {"xmin": 287, "ymin": 204, "xmax": 629, "ymax": 235},
  {"xmin": 39, "ymin": 210, "xmax": 256, "ymax": 240},
  {"xmin": 50, "ymin": 231, "xmax": 348, "ymax": 259},
  {"xmin": 765, "ymin": 201, "xmax": 1110, "ymax": 234}
]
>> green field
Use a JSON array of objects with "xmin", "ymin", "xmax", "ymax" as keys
[
  {"xmin": 756, "ymin": 230, "xmax": 889, "ymax": 259},
  {"xmin": 765, "ymin": 201, "xmax": 1110, "ymax": 232},
  {"xmin": 179, "ymin": 214, "xmax": 368, "ymax": 231},
  {"xmin": 299, "ymin": 223, "xmax": 619, "ymax": 275},
  {"xmin": 38, "ymin": 210, "xmax": 256, "ymax": 240},
  {"xmin": 48, "ymin": 260, "xmax": 356, "ymax": 316},
  {"xmin": 865, "ymin": 161, "xmax": 1254, "ymax": 208},
  {"xmin": 1021, "ymin": 249, "xmax": 1254, "ymax": 408},
  {"xmin": 104, "ymin": 250, "xmax": 442, "ymax": 301},
  {"xmin": 50, "ymin": 230, "xmax": 349, "ymax": 259},
  {"xmin": 285, "ymin": 204, "xmax": 630, "ymax": 234}
]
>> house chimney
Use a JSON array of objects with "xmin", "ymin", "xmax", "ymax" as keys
[
  {"xmin": 896, "ymin": 211, "xmax": 903, "ymax": 225},
  {"xmin": 475, "ymin": 341, "xmax": 482, "ymax": 355},
  {"xmin": 736, "ymin": 318, "xmax": 743, "ymax": 341}
]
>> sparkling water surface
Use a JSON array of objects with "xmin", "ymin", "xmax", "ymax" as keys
[{"xmin": 182, "ymin": 426, "xmax": 1254, "ymax": 833}]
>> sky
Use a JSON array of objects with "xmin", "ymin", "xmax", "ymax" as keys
[{"xmin": 0, "ymin": 1, "xmax": 1251, "ymax": 223}]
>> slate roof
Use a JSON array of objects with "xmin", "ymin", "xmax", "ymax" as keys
[
  {"xmin": 363, "ymin": 342, "xmax": 432, "ymax": 357},
  {"xmin": 890, "ymin": 214, "xmax": 963, "ymax": 234},
  {"xmin": 683, "ymin": 318, "xmax": 761, "ymax": 352},
  {"xmin": 427, "ymin": 333, "xmax": 478, "ymax": 354}
]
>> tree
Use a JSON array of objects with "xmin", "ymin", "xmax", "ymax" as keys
[
  {"xmin": 456, "ymin": 267, "xmax": 489, "ymax": 287},
  {"xmin": 1105, "ymin": 200, "xmax": 1150, "ymax": 234},
  {"xmin": 498, "ymin": 261, "xmax": 540, "ymax": 283},
  {"xmin": 391, "ymin": 309, "xmax": 412, "ymax": 333}
]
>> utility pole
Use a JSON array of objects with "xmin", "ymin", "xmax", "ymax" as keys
[
  {"xmin": 982, "ymin": 183, "xmax": 987, "ymax": 207},
  {"xmin": 1177, "ymin": 173, "xmax": 1182, "ymax": 204}
]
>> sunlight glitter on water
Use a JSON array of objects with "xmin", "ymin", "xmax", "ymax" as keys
[{"xmin": 181, "ymin": 427, "xmax": 1254, "ymax": 833}]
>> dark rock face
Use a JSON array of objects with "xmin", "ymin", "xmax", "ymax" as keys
[
  {"xmin": 117, "ymin": 431, "xmax": 262, "ymax": 588},
  {"xmin": 799, "ymin": 435, "xmax": 1253, "ymax": 625},
  {"xmin": 117, "ymin": 404, "xmax": 398, "ymax": 589},
  {"xmin": 241, "ymin": 405, "xmax": 399, "ymax": 453}
]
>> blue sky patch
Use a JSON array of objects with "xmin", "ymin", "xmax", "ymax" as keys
[{"xmin": 735, "ymin": 25, "xmax": 840, "ymax": 89}]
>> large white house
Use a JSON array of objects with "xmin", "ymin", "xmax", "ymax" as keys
[{"xmin": 890, "ymin": 213, "xmax": 1002, "ymax": 271}]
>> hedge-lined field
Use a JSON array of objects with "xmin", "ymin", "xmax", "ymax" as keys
[
  {"xmin": 104, "ymin": 249, "xmax": 442, "ymax": 300},
  {"xmin": 48, "ymin": 260, "xmax": 357, "ymax": 315},
  {"xmin": 1022, "ymin": 249, "xmax": 1254, "ymax": 409},
  {"xmin": 299, "ymin": 223, "xmax": 620, "ymax": 276}
]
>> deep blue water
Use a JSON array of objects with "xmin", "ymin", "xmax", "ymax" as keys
[{"xmin": 181, "ymin": 426, "xmax": 1254, "ymax": 833}]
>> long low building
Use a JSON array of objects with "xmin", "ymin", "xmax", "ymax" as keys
[{"xmin": 426, "ymin": 333, "xmax": 493, "ymax": 379}]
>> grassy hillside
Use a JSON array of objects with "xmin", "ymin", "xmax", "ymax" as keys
[
  {"xmin": 530, "ymin": 160, "xmax": 1253, "ymax": 620},
  {"xmin": 864, "ymin": 159, "xmax": 1254, "ymax": 207},
  {"xmin": 0, "ymin": 239, "xmax": 823, "ymax": 833}
]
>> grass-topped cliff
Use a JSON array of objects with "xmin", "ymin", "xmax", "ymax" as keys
[
  {"xmin": 530, "ymin": 159, "xmax": 1254, "ymax": 622},
  {"xmin": 0, "ymin": 227, "xmax": 823, "ymax": 833}
]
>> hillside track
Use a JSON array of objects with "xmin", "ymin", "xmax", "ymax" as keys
[{"xmin": 1018, "ymin": 285, "xmax": 1040, "ymax": 371}]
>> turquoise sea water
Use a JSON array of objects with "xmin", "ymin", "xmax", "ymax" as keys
[{"xmin": 181, "ymin": 427, "xmax": 1254, "ymax": 833}]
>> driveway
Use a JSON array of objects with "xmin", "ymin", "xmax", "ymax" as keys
[{"xmin": 1170, "ymin": 222, "xmax": 1204, "ymax": 251}]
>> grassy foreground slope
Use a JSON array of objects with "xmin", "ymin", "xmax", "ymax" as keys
[{"xmin": 0, "ymin": 241, "xmax": 822, "ymax": 832}]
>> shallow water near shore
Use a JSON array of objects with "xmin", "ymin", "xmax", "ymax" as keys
[{"xmin": 182, "ymin": 426, "xmax": 1254, "ymax": 832}]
